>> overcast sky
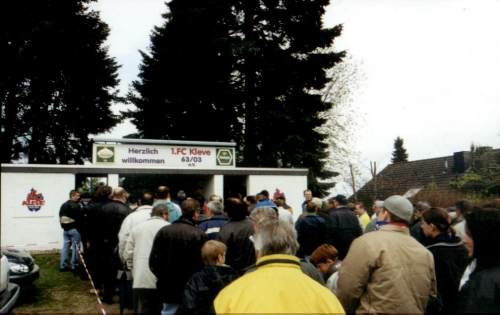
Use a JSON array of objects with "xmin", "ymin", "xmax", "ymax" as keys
[{"xmin": 94, "ymin": 0, "xmax": 500, "ymax": 184}]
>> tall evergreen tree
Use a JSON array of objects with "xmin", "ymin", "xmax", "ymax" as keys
[
  {"xmin": 128, "ymin": 0, "xmax": 241, "ymax": 143},
  {"xmin": 130, "ymin": 0, "xmax": 344, "ymax": 196},
  {"xmin": 391, "ymin": 136, "xmax": 409, "ymax": 163},
  {"xmin": 0, "ymin": 0, "xmax": 120, "ymax": 164},
  {"xmin": 235, "ymin": 0, "xmax": 344, "ymax": 196}
]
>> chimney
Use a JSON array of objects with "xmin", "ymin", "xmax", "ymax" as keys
[{"xmin": 453, "ymin": 151, "xmax": 471, "ymax": 174}]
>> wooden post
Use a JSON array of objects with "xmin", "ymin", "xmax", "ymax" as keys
[
  {"xmin": 349, "ymin": 163, "xmax": 357, "ymax": 201},
  {"xmin": 370, "ymin": 161, "xmax": 377, "ymax": 199}
]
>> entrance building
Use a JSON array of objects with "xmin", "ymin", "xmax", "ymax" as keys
[{"xmin": 1, "ymin": 138, "xmax": 307, "ymax": 251}]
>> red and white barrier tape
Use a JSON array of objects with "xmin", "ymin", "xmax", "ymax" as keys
[{"xmin": 75, "ymin": 242, "xmax": 107, "ymax": 315}]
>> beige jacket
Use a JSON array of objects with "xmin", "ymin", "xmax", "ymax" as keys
[{"xmin": 337, "ymin": 224, "xmax": 437, "ymax": 314}]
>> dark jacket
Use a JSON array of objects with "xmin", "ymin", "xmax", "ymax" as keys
[
  {"xmin": 457, "ymin": 261, "xmax": 500, "ymax": 313},
  {"xmin": 410, "ymin": 218, "xmax": 428, "ymax": 245},
  {"xmin": 59, "ymin": 200, "xmax": 82, "ymax": 231},
  {"xmin": 217, "ymin": 218, "xmax": 256, "ymax": 273},
  {"xmin": 198, "ymin": 215, "xmax": 228, "ymax": 240},
  {"xmin": 95, "ymin": 200, "xmax": 130, "ymax": 246},
  {"xmin": 177, "ymin": 265, "xmax": 239, "ymax": 314},
  {"xmin": 149, "ymin": 217, "xmax": 208, "ymax": 304},
  {"xmin": 326, "ymin": 206, "xmax": 362, "ymax": 260},
  {"xmin": 295, "ymin": 213, "xmax": 327, "ymax": 258},
  {"xmin": 426, "ymin": 234, "xmax": 469, "ymax": 314}
]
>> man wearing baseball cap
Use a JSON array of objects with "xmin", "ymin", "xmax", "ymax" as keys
[{"xmin": 337, "ymin": 195, "xmax": 437, "ymax": 314}]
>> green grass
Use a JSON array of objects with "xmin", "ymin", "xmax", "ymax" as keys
[{"xmin": 11, "ymin": 253, "xmax": 124, "ymax": 314}]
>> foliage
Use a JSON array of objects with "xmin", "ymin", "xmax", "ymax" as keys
[
  {"xmin": 127, "ymin": 0, "xmax": 239, "ymax": 143},
  {"xmin": 412, "ymin": 182, "xmax": 466, "ymax": 207},
  {"xmin": 128, "ymin": 0, "xmax": 344, "ymax": 197},
  {"xmin": 0, "ymin": 0, "xmax": 120, "ymax": 164},
  {"xmin": 450, "ymin": 146, "xmax": 500, "ymax": 197},
  {"xmin": 391, "ymin": 136, "xmax": 409, "ymax": 163},
  {"xmin": 319, "ymin": 54, "xmax": 366, "ymax": 197}
]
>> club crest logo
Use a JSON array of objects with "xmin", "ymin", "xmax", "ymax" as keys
[{"xmin": 22, "ymin": 188, "xmax": 45, "ymax": 212}]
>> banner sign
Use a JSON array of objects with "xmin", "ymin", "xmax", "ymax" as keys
[{"xmin": 92, "ymin": 143, "xmax": 235, "ymax": 168}]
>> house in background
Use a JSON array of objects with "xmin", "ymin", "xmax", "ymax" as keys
[{"xmin": 355, "ymin": 147, "xmax": 500, "ymax": 205}]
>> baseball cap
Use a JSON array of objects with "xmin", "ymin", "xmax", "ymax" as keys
[{"xmin": 383, "ymin": 195, "xmax": 414, "ymax": 223}]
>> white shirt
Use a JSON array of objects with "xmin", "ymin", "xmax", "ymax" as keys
[{"xmin": 459, "ymin": 258, "xmax": 476, "ymax": 291}]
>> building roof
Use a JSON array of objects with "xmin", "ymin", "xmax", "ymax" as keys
[{"xmin": 356, "ymin": 155, "xmax": 459, "ymax": 201}]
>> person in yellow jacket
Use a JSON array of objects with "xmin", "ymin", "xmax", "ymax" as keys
[
  {"xmin": 214, "ymin": 221, "xmax": 345, "ymax": 314},
  {"xmin": 354, "ymin": 202, "xmax": 371, "ymax": 230}
]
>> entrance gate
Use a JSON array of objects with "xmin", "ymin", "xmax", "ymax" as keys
[{"xmin": 1, "ymin": 139, "xmax": 307, "ymax": 251}]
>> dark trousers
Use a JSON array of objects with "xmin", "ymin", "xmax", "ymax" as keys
[
  {"xmin": 92, "ymin": 241, "xmax": 120, "ymax": 303},
  {"xmin": 133, "ymin": 288, "xmax": 161, "ymax": 315}
]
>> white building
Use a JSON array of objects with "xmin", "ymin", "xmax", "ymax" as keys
[{"xmin": 1, "ymin": 139, "xmax": 307, "ymax": 251}]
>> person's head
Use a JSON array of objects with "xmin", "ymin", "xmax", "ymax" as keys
[
  {"xmin": 455, "ymin": 200, "xmax": 472, "ymax": 219},
  {"xmin": 69, "ymin": 190, "xmax": 80, "ymax": 202},
  {"xmin": 249, "ymin": 207, "xmax": 279, "ymax": 233},
  {"xmin": 354, "ymin": 202, "xmax": 365, "ymax": 216},
  {"xmin": 421, "ymin": 207, "xmax": 453, "ymax": 239},
  {"xmin": 333, "ymin": 195, "xmax": 348, "ymax": 208},
  {"xmin": 151, "ymin": 203, "xmax": 169, "ymax": 221},
  {"xmin": 140, "ymin": 190, "xmax": 154, "ymax": 206},
  {"xmin": 209, "ymin": 194, "xmax": 223, "ymax": 203},
  {"xmin": 207, "ymin": 200, "xmax": 224, "ymax": 216},
  {"xmin": 257, "ymin": 190, "xmax": 269, "ymax": 201},
  {"xmin": 201, "ymin": 240, "xmax": 227, "ymax": 266},
  {"xmin": 94, "ymin": 185, "xmax": 112, "ymax": 202},
  {"xmin": 306, "ymin": 198, "xmax": 322, "ymax": 213},
  {"xmin": 192, "ymin": 189, "xmax": 206, "ymax": 206},
  {"xmin": 464, "ymin": 207, "xmax": 500, "ymax": 267},
  {"xmin": 274, "ymin": 197, "xmax": 285, "ymax": 207},
  {"xmin": 181, "ymin": 198, "xmax": 201, "ymax": 220},
  {"xmin": 273, "ymin": 189, "xmax": 284, "ymax": 201},
  {"xmin": 382, "ymin": 195, "xmax": 414, "ymax": 225},
  {"xmin": 327, "ymin": 197, "xmax": 336, "ymax": 209},
  {"xmin": 111, "ymin": 187, "xmax": 128, "ymax": 203},
  {"xmin": 414, "ymin": 201, "xmax": 431, "ymax": 219},
  {"xmin": 155, "ymin": 186, "xmax": 170, "ymax": 200},
  {"xmin": 303, "ymin": 189, "xmax": 313, "ymax": 202},
  {"xmin": 243, "ymin": 195, "xmax": 257, "ymax": 206},
  {"xmin": 372, "ymin": 200, "xmax": 384, "ymax": 215},
  {"xmin": 176, "ymin": 190, "xmax": 186, "ymax": 201},
  {"xmin": 224, "ymin": 197, "xmax": 248, "ymax": 221},
  {"xmin": 309, "ymin": 244, "xmax": 339, "ymax": 275},
  {"xmin": 253, "ymin": 221, "xmax": 299, "ymax": 258}
]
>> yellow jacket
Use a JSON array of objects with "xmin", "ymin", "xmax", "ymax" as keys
[
  {"xmin": 358, "ymin": 212, "xmax": 371, "ymax": 230},
  {"xmin": 214, "ymin": 254, "xmax": 345, "ymax": 314}
]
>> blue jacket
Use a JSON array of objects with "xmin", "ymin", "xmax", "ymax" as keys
[
  {"xmin": 255, "ymin": 198, "xmax": 277, "ymax": 209},
  {"xmin": 198, "ymin": 215, "xmax": 228, "ymax": 240}
]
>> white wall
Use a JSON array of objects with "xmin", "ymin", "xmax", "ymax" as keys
[
  {"xmin": 1, "ymin": 172, "xmax": 75, "ymax": 250},
  {"xmin": 247, "ymin": 175, "xmax": 307, "ymax": 222}
]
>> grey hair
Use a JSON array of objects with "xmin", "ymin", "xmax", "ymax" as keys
[
  {"xmin": 209, "ymin": 194, "xmax": 223, "ymax": 203},
  {"xmin": 207, "ymin": 200, "xmax": 224, "ymax": 215},
  {"xmin": 151, "ymin": 204, "xmax": 169, "ymax": 217},
  {"xmin": 249, "ymin": 207, "xmax": 278, "ymax": 231},
  {"xmin": 310, "ymin": 197, "xmax": 323, "ymax": 209},
  {"xmin": 253, "ymin": 221, "xmax": 299, "ymax": 256}
]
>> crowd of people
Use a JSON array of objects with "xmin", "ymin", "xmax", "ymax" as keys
[{"xmin": 58, "ymin": 185, "xmax": 500, "ymax": 314}]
